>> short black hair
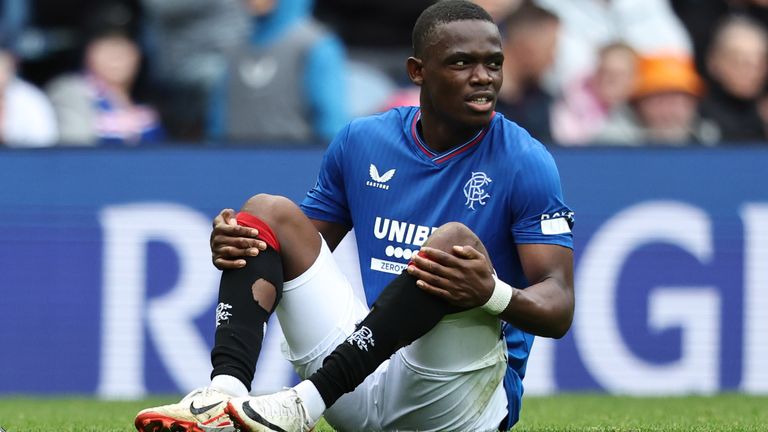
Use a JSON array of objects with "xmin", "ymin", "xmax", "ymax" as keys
[{"xmin": 412, "ymin": 0, "xmax": 495, "ymax": 57}]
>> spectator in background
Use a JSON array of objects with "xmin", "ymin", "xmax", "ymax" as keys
[
  {"xmin": 313, "ymin": 0, "xmax": 435, "ymax": 84},
  {"xmin": 12, "ymin": 0, "xmax": 142, "ymax": 89},
  {"xmin": 552, "ymin": 42, "xmax": 639, "ymax": 145},
  {"xmin": 0, "ymin": 36, "xmax": 58, "ymax": 147},
  {"xmin": 141, "ymin": 0, "xmax": 250, "ymax": 141},
  {"xmin": 207, "ymin": 0, "xmax": 347, "ymax": 144},
  {"xmin": 699, "ymin": 15, "xmax": 767, "ymax": 143},
  {"xmin": 46, "ymin": 27, "xmax": 164, "ymax": 145},
  {"xmin": 472, "ymin": 0, "xmax": 524, "ymax": 21},
  {"xmin": 672, "ymin": 0, "xmax": 768, "ymax": 80},
  {"xmin": 535, "ymin": 0, "xmax": 692, "ymax": 94},
  {"xmin": 597, "ymin": 54, "xmax": 719, "ymax": 146},
  {"xmin": 494, "ymin": 2, "xmax": 560, "ymax": 143},
  {"xmin": 313, "ymin": 1, "xmax": 448, "ymax": 118}
]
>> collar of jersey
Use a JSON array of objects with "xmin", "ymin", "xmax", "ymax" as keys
[{"xmin": 410, "ymin": 109, "xmax": 495, "ymax": 164}]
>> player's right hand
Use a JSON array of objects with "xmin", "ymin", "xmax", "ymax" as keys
[{"xmin": 210, "ymin": 208, "xmax": 267, "ymax": 270}]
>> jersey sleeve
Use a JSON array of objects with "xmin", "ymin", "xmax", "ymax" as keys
[
  {"xmin": 300, "ymin": 123, "xmax": 353, "ymax": 227},
  {"xmin": 510, "ymin": 144, "xmax": 574, "ymax": 249}
]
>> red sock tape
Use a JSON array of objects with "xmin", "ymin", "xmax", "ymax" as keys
[{"xmin": 235, "ymin": 212, "xmax": 281, "ymax": 253}]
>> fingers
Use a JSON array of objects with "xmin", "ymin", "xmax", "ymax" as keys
[
  {"xmin": 217, "ymin": 221, "xmax": 260, "ymax": 238},
  {"xmin": 212, "ymin": 233, "xmax": 266, "ymax": 251},
  {"xmin": 419, "ymin": 245, "xmax": 483, "ymax": 264},
  {"xmin": 406, "ymin": 261, "xmax": 451, "ymax": 290},
  {"xmin": 213, "ymin": 209, "xmax": 262, "ymax": 238},
  {"xmin": 212, "ymin": 244, "xmax": 266, "ymax": 269},
  {"xmin": 452, "ymin": 244, "xmax": 482, "ymax": 259},
  {"xmin": 213, "ymin": 257, "xmax": 247, "ymax": 270},
  {"xmin": 413, "ymin": 247, "xmax": 456, "ymax": 270},
  {"xmin": 410, "ymin": 269, "xmax": 471, "ymax": 307},
  {"xmin": 215, "ymin": 244, "xmax": 261, "ymax": 257},
  {"xmin": 223, "ymin": 209, "xmax": 238, "ymax": 225},
  {"xmin": 211, "ymin": 236, "xmax": 267, "ymax": 270},
  {"xmin": 412, "ymin": 246, "xmax": 477, "ymax": 276},
  {"xmin": 213, "ymin": 208, "xmax": 236, "ymax": 228},
  {"xmin": 227, "ymin": 236, "xmax": 267, "ymax": 251},
  {"xmin": 409, "ymin": 252, "xmax": 442, "ymax": 278},
  {"xmin": 213, "ymin": 223, "xmax": 261, "ymax": 245},
  {"xmin": 414, "ymin": 278, "xmax": 453, "ymax": 301}
]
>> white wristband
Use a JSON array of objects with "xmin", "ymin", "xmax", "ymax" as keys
[{"xmin": 481, "ymin": 275, "xmax": 513, "ymax": 315}]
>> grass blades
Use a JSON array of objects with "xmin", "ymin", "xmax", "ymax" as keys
[{"xmin": 0, "ymin": 394, "xmax": 766, "ymax": 431}]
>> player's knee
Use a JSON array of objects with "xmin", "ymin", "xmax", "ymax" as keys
[
  {"xmin": 239, "ymin": 194, "xmax": 320, "ymax": 279},
  {"xmin": 426, "ymin": 222, "xmax": 490, "ymax": 258},
  {"xmin": 426, "ymin": 222, "xmax": 474, "ymax": 250},
  {"xmin": 240, "ymin": 193, "xmax": 301, "ymax": 228}
]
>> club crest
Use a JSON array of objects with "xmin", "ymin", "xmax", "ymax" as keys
[
  {"xmin": 346, "ymin": 326, "xmax": 376, "ymax": 351},
  {"xmin": 463, "ymin": 172, "xmax": 492, "ymax": 210}
]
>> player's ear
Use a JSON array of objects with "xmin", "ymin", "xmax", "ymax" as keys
[{"xmin": 407, "ymin": 57, "xmax": 424, "ymax": 86}]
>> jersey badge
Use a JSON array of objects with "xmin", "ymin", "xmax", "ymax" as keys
[{"xmin": 463, "ymin": 172, "xmax": 492, "ymax": 210}]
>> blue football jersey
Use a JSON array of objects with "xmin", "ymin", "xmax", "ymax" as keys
[{"xmin": 301, "ymin": 106, "xmax": 573, "ymax": 422}]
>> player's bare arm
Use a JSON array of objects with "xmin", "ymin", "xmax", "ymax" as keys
[
  {"xmin": 502, "ymin": 243, "xmax": 574, "ymax": 338},
  {"xmin": 309, "ymin": 219, "xmax": 350, "ymax": 251}
]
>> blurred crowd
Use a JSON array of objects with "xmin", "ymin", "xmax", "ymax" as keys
[{"xmin": 2, "ymin": 0, "xmax": 768, "ymax": 147}]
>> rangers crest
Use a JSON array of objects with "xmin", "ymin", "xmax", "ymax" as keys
[
  {"xmin": 346, "ymin": 326, "xmax": 376, "ymax": 351},
  {"xmin": 215, "ymin": 303, "xmax": 233, "ymax": 327},
  {"xmin": 463, "ymin": 172, "xmax": 492, "ymax": 210}
]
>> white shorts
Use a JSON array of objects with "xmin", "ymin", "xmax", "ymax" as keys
[{"xmin": 276, "ymin": 237, "xmax": 509, "ymax": 432}]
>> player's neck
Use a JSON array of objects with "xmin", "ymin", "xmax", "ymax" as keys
[{"xmin": 418, "ymin": 114, "xmax": 485, "ymax": 153}]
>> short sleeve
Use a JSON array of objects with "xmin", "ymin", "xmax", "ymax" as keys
[
  {"xmin": 510, "ymin": 146, "xmax": 574, "ymax": 249},
  {"xmin": 300, "ymin": 123, "xmax": 353, "ymax": 227}
]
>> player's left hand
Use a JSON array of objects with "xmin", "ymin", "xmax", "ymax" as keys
[{"xmin": 407, "ymin": 245, "xmax": 495, "ymax": 309}]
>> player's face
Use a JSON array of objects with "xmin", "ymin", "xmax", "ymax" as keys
[{"xmin": 415, "ymin": 20, "xmax": 503, "ymax": 129}]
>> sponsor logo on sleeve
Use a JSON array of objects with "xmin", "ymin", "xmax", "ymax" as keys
[{"xmin": 540, "ymin": 211, "xmax": 574, "ymax": 235}]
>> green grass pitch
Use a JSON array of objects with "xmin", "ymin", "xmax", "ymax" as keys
[{"xmin": 0, "ymin": 394, "xmax": 766, "ymax": 431}]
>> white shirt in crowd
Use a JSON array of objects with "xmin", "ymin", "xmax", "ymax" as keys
[{"xmin": 2, "ymin": 78, "xmax": 58, "ymax": 147}]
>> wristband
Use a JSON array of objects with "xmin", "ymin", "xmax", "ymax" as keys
[{"xmin": 481, "ymin": 275, "xmax": 513, "ymax": 315}]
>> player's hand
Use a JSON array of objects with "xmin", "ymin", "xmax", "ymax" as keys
[
  {"xmin": 210, "ymin": 208, "xmax": 267, "ymax": 270},
  {"xmin": 406, "ymin": 245, "xmax": 495, "ymax": 309}
]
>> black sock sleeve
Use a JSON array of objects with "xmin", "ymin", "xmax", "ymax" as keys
[
  {"xmin": 308, "ymin": 271, "xmax": 463, "ymax": 406},
  {"xmin": 210, "ymin": 248, "xmax": 283, "ymax": 390}
]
